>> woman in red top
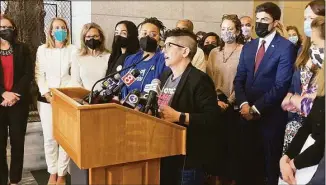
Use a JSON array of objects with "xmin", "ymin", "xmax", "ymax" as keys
[{"xmin": 0, "ymin": 14, "xmax": 33, "ymax": 185}]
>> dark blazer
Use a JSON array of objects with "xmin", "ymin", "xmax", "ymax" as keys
[
  {"xmin": 0, "ymin": 42, "xmax": 33, "ymax": 103},
  {"xmin": 234, "ymin": 33, "xmax": 296, "ymax": 114},
  {"xmin": 160, "ymin": 63, "xmax": 221, "ymax": 167},
  {"xmin": 286, "ymin": 96, "xmax": 325, "ymax": 169}
]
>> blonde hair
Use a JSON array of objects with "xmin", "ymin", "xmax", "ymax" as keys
[
  {"xmin": 275, "ymin": 22, "xmax": 288, "ymax": 38},
  {"xmin": 45, "ymin": 17, "xmax": 70, "ymax": 48},
  {"xmin": 79, "ymin": 22, "xmax": 109, "ymax": 56},
  {"xmin": 311, "ymin": 16, "xmax": 325, "ymax": 97}
]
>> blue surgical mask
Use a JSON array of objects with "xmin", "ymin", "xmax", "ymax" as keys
[
  {"xmin": 304, "ymin": 19, "xmax": 312, "ymax": 37},
  {"xmin": 288, "ymin": 36, "xmax": 298, "ymax": 44},
  {"xmin": 54, "ymin": 29, "xmax": 67, "ymax": 42}
]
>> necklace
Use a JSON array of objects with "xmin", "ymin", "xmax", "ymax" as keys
[
  {"xmin": 222, "ymin": 44, "xmax": 238, "ymax": 63},
  {"xmin": 0, "ymin": 46, "xmax": 13, "ymax": 56}
]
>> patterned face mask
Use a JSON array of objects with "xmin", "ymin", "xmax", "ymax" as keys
[
  {"xmin": 221, "ymin": 31, "xmax": 236, "ymax": 44},
  {"xmin": 309, "ymin": 46, "xmax": 325, "ymax": 68}
]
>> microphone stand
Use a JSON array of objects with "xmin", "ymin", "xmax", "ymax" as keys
[{"xmin": 88, "ymin": 54, "xmax": 150, "ymax": 104}]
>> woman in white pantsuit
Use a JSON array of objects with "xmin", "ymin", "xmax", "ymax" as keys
[{"xmin": 35, "ymin": 17, "xmax": 77, "ymax": 185}]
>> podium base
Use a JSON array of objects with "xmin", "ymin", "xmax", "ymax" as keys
[
  {"xmin": 89, "ymin": 158, "xmax": 160, "ymax": 185},
  {"xmin": 70, "ymin": 160, "xmax": 88, "ymax": 185}
]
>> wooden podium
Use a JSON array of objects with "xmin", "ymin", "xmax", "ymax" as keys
[{"xmin": 51, "ymin": 87, "xmax": 186, "ymax": 185}]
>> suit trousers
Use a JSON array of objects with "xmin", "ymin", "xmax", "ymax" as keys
[
  {"xmin": 0, "ymin": 102, "xmax": 29, "ymax": 184},
  {"xmin": 160, "ymin": 155, "xmax": 205, "ymax": 185},
  {"xmin": 38, "ymin": 101, "xmax": 69, "ymax": 176},
  {"xmin": 237, "ymin": 118, "xmax": 285, "ymax": 185}
]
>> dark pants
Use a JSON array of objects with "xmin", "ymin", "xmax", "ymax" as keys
[
  {"xmin": 213, "ymin": 94, "xmax": 241, "ymax": 180},
  {"xmin": 0, "ymin": 102, "xmax": 29, "ymax": 184},
  {"xmin": 237, "ymin": 120, "xmax": 266, "ymax": 185},
  {"xmin": 160, "ymin": 155, "xmax": 205, "ymax": 185},
  {"xmin": 237, "ymin": 117, "xmax": 285, "ymax": 185}
]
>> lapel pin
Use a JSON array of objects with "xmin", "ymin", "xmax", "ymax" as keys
[{"xmin": 271, "ymin": 45, "xmax": 275, "ymax": 47}]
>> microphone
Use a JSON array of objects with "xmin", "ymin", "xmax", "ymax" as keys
[
  {"xmin": 143, "ymin": 79, "xmax": 161, "ymax": 94},
  {"xmin": 83, "ymin": 89, "xmax": 103, "ymax": 104},
  {"xmin": 82, "ymin": 74, "xmax": 120, "ymax": 104},
  {"xmin": 140, "ymin": 79, "xmax": 161, "ymax": 116},
  {"xmin": 144, "ymin": 90, "xmax": 158, "ymax": 114},
  {"xmin": 102, "ymin": 73, "xmax": 120, "ymax": 90},
  {"xmin": 88, "ymin": 54, "xmax": 150, "ymax": 104},
  {"xmin": 100, "ymin": 69, "xmax": 140, "ymax": 104},
  {"xmin": 138, "ymin": 92, "xmax": 149, "ymax": 107},
  {"xmin": 121, "ymin": 89, "xmax": 141, "ymax": 109},
  {"xmin": 100, "ymin": 73, "xmax": 121, "ymax": 103},
  {"xmin": 112, "ymin": 69, "xmax": 141, "ymax": 95}
]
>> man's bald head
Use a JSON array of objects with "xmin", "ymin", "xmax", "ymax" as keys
[
  {"xmin": 176, "ymin": 19, "xmax": 194, "ymax": 32},
  {"xmin": 240, "ymin": 16, "xmax": 253, "ymax": 26}
]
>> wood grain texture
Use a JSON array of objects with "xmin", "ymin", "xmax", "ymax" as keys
[
  {"xmin": 89, "ymin": 159, "xmax": 160, "ymax": 185},
  {"xmin": 51, "ymin": 87, "xmax": 186, "ymax": 170}
]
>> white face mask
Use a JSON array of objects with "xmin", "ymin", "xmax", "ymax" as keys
[
  {"xmin": 288, "ymin": 36, "xmax": 299, "ymax": 44},
  {"xmin": 241, "ymin": 26, "xmax": 252, "ymax": 38}
]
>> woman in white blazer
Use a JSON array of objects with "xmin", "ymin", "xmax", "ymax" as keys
[
  {"xmin": 35, "ymin": 17, "xmax": 77, "ymax": 185},
  {"xmin": 69, "ymin": 22, "xmax": 110, "ymax": 91}
]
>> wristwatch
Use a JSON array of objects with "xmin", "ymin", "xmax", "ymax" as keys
[{"xmin": 179, "ymin": 112, "xmax": 186, "ymax": 125}]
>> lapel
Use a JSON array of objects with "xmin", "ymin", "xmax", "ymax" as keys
[
  {"xmin": 160, "ymin": 69, "xmax": 172, "ymax": 88},
  {"xmin": 12, "ymin": 43, "xmax": 19, "ymax": 78},
  {"xmin": 253, "ymin": 34, "xmax": 280, "ymax": 82},
  {"xmin": 170, "ymin": 63, "xmax": 192, "ymax": 108},
  {"xmin": 249, "ymin": 39, "xmax": 260, "ymax": 78}
]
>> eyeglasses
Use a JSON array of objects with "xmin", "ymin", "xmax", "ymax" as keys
[
  {"xmin": 162, "ymin": 42, "xmax": 186, "ymax": 50},
  {"xmin": 222, "ymin": 14, "xmax": 238, "ymax": 20},
  {"xmin": 0, "ymin": 26, "xmax": 14, "ymax": 30}
]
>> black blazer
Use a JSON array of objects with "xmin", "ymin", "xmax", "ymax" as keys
[
  {"xmin": 160, "ymin": 63, "xmax": 221, "ymax": 167},
  {"xmin": 286, "ymin": 96, "xmax": 325, "ymax": 169},
  {"xmin": 0, "ymin": 42, "xmax": 33, "ymax": 103}
]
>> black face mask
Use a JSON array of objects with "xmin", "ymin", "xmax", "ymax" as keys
[
  {"xmin": 114, "ymin": 35, "xmax": 129, "ymax": 48},
  {"xmin": 139, "ymin": 36, "xmax": 157, "ymax": 52},
  {"xmin": 85, "ymin": 38, "xmax": 101, "ymax": 50},
  {"xmin": 203, "ymin": 44, "xmax": 217, "ymax": 56},
  {"xmin": 0, "ymin": 29, "xmax": 15, "ymax": 43},
  {"xmin": 255, "ymin": 22, "xmax": 272, "ymax": 38}
]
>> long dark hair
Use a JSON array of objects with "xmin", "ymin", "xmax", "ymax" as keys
[
  {"xmin": 108, "ymin": 20, "xmax": 139, "ymax": 67},
  {"xmin": 286, "ymin": 25, "xmax": 303, "ymax": 46},
  {"xmin": 201, "ymin": 32, "xmax": 221, "ymax": 48},
  {"xmin": 219, "ymin": 14, "xmax": 245, "ymax": 51}
]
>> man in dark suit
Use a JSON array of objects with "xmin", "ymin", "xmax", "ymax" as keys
[
  {"xmin": 158, "ymin": 28, "xmax": 221, "ymax": 185},
  {"xmin": 233, "ymin": 2, "xmax": 296, "ymax": 185}
]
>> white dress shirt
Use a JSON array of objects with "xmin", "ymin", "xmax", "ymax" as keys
[
  {"xmin": 35, "ymin": 44, "xmax": 78, "ymax": 96},
  {"xmin": 257, "ymin": 30, "xmax": 276, "ymax": 53}
]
